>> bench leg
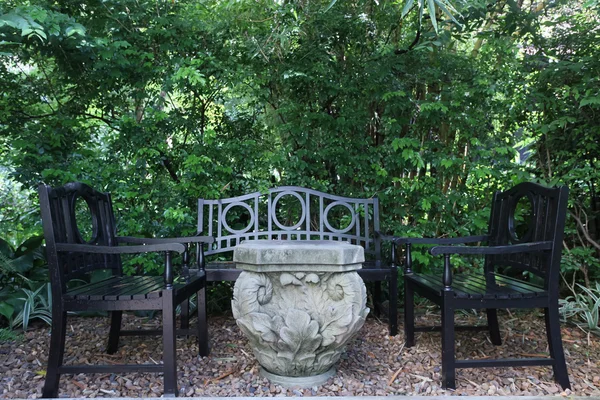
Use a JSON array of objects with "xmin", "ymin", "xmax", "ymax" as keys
[
  {"xmin": 441, "ymin": 293, "xmax": 456, "ymax": 390},
  {"xmin": 197, "ymin": 286, "xmax": 209, "ymax": 357},
  {"xmin": 42, "ymin": 310, "xmax": 67, "ymax": 398},
  {"xmin": 162, "ymin": 291, "xmax": 178, "ymax": 397},
  {"xmin": 486, "ymin": 308, "xmax": 502, "ymax": 345},
  {"xmin": 107, "ymin": 311, "xmax": 122, "ymax": 354},
  {"xmin": 404, "ymin": 279, "xmax": 415, "ymax": 347},
  {"xmin": 545, "ymin": 305, "xmax": 571, "ymax": 389}
]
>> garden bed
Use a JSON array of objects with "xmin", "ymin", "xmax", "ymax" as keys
[{"xmin": 1, "ymin": 310, "xmax": 599, "ymax": 398}]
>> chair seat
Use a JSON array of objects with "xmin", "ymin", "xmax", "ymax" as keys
[
  {"xmin": 65, "ymin": 275, "xmax": 202, "ymax": 301},
  {"xmin": 407, "ymin": 272, "xmax": 547, "ymax": 300}
]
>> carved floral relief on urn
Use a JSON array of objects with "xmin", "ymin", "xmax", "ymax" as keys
[{"xmin": 231, "ymin": 241, "xmax": 370, "ymax": 381}]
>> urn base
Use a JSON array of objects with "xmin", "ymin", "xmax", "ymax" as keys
[{"xmin": 260, "ymin": 367, "xmax": 336, "ymax": 388}]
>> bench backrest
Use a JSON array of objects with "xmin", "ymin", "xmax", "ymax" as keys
[{"xmin": 198, "ymin": 186, "xmax": 381, "ymax": 262}]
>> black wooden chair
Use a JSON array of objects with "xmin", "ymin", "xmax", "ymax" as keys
[
  {"xmin": 38, "ymin": 182, "xmax": 214, "ymax": 398},
  {"xmin": 396, "ymin": 182, "xmax": 570, "ymax": 390}
]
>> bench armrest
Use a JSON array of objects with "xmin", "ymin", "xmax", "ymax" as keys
[{"xmin": 430, "ymin": 241, "xmax": 553, "ymax": 256}]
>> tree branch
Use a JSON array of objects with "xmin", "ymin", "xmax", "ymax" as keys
[
  {"xmin": 570, "ymin": 209, "xmax": 600, "ymax": 251},
  {"xmin": 395, "ymin": 29, "xmax": 421, "ymax": 55}
]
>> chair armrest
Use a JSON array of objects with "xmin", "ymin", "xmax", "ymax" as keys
[
  {"xmin": 117, "ymin": 236, "xmax": 215, "ymax": 245},
  {"xmin": 55, "ymin": 242, "xmax": 186, "ymax": 254},
  {"xmin": 56, "ymin": 242, "xmax": 185, "ymax": 287},
  {"xmin": 374, "ymin": 231, "xmax": 398, "ymax": 242},
  {"xmin": 393, "ymin": 235, "xmax": 489, "ymax": 245},
  {"xmin": 430, "ymin": 241, "xmax": 553, "ymax": 256},
  {"xmin": 117, "ymin": 236, "xmax": 214, "ymax": 275}
]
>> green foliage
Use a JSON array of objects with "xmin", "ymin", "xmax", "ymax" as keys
[{"xmin": 0, "ymin": 0, "xmax": 598, "ymax": 315}]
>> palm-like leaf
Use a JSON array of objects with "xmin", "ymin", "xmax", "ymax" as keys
[{"xmin": 401, "ymin": 0, "xmax": 462, "ymax": 32}]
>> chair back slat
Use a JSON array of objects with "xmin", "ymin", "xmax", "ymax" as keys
[
  {"xmin": 39, "ymin": 182, "xmax": 122, "ymax": 288},
  {"xmin": 485, "ymin": 182, "xmax": 569, "ymax": 289},
  {"xmin": 198, "ymin": 186, "xmax": 381, "ymax": 261}
]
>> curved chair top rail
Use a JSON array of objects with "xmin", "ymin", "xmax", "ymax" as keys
[
  {"xmin": 39, "ymin": 182, "xmax": 122, "ymax": 285},
  {"xmin": 198, "ymin": 186, "xmax": 381, "ymax": 260},
  {"xmin": 486, "ymin": 182, "xmax": 568, "ymax": 283}
]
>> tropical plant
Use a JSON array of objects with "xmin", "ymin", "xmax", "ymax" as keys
[
  {"xmin": 559, "ymin": 277, "xmax": 600, "ymax": 336},
  {"xmin": 10, "ymin": 283, "xmax": 52, "ymax": 331},
  {"xmin": 0, "ymin": 235, "xmax": 49, "ymax": 329}
]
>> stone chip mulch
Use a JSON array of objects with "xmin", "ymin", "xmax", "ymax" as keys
[{"xmin": 1, "ymin": 309, "xmax": 599, "ymax": 398}]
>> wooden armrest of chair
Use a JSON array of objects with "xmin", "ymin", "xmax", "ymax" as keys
[
  {"xmin": 55, "ymin": 242, "xmax": 186, "ymax": 254},
  {"xmin": 430, "ymin": 241, "xmax": 553, "ymax": 256},
  {"xmin": 117, "ymin": 236, "xmax": 215, "ymax": 245},
  {"xmin": 394, "ymin": 235, "xmax": 489, "ymax": 246}
]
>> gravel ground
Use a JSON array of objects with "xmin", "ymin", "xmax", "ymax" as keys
[{"xmin": 1, "ymin": 309, "xmax": 599, "ymax": 398}]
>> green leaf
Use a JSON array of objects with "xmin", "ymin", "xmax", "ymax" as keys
[
  {"xmin": 401, "ymin": 0, "xmax": 415, "ymax": 18},
  {"xmin": 580, "ymin": 96, "xmax": 600, "ymax": 108},
  {"xmin": 440, "ymin": 159, "xmax": 453, "ymax": 168},
  {"xmin": 64, "ymin": 24, "xmax": 86, "ymax": 37},
  {"xmin": 0, "ymin": 239, "xmax": 14, "ymax": 257},
  {"xmin": 421, "ymin": 198, "xmax": 431, "ymax": 211},
  {"xmin": 0, "ymin": 303, "xmax": 15, "ymax": 320},
  {"xmin": 427, "ymin": 0, "xmax": 438, "ymax": 32},
  {"xmin": 323, "ymin": 0, "xmax": 338, "ymax": 13}
]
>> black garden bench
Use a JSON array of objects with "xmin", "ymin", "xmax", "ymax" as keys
[{"xmin": 189, "ymin": 186, "xmax": 398, "ymax": 352}]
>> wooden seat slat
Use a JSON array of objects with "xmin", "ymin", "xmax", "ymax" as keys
[
  {"xmin": 407, "ymin": 272, "xmax": 545, "ymax": 300},
  {"xmin": 67, "ymin": 276, "xmax": 159, "ymax": 300},
  {"xmin": 133, "ymin": 280, "xmax": 165, "ymax": 300},
  {"xmin": 107, "ymin": 277, "xmax": 165, "ymax": 300},
  {"xmin": 494, "ymin": 274, "xmax": 545, "ymax": 296},
  {"xmin": 66, "ymin": 276, "xmax": 121, "ymax": 295}
]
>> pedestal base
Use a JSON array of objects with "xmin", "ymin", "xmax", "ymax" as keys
[{"xmin": 260, "ymin": 367, "xmax": 336, "ymax": 388}]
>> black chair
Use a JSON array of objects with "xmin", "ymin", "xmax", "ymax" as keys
[
  {"xmin": 396, "ymin": 182, "xmax": 570, "ymax": 390},
  {"xmin": 38, "ymin": 182, "xmax": 214, "ymax": 398}
]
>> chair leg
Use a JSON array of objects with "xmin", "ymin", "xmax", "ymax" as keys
[
  {"xmin": 42, "ymin": 310, "xmax": 67, "ymax": 398},
  {"xmin": 180, "ymin": 299, "xmax": 190, "ymax": 330},
  {"xmin": 545, "ymin": 306, "xmax": 571, "ymax": 390},
  {"xmin": 107, "ymin": 311, "xmax": 122, "ymax": 354},
  {"xmin": 441, "ymin": 293, "xmax": 456, "ymax": 390},
  {"xmin": 162, "ymin": 291, "xmax": 178, "ymax": 397},
  {"xmin": 197, "ymin": 287, "xmax": 210, "ymax": 357},
  {"xmin": 388, "ymin": 270, "xmax": 398, "ymax": 337},
  {"xmin": 486, "ymin": 308, "xmax": 502, "ymax": 345},
  {"xmin": 372, "ymin": 281, "xmax": 382, "ymax": 317},
  {"xmin": 404, "ymin": 279, "xmax": 415, "ymax": 347}
]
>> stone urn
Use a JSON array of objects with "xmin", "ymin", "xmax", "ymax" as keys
[{"xmin": 231, "ymin": 240, "xmax": 370, "ymax": 387}]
